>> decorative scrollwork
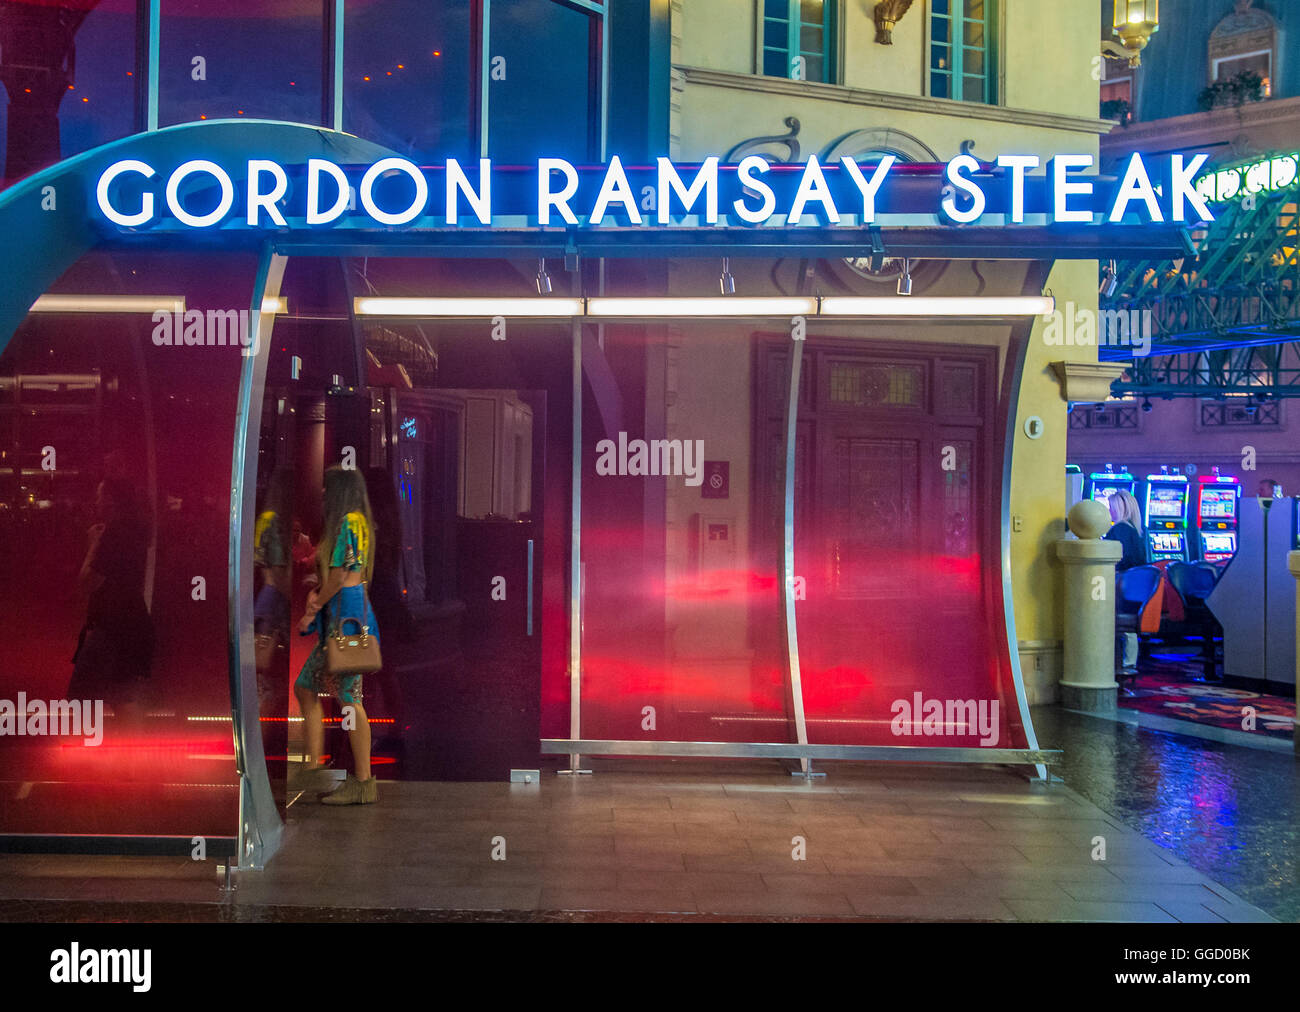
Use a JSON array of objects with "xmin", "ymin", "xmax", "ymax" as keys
[{"xmin": 724, "ymin": 117, "xmax": 801, "ymax": 164}]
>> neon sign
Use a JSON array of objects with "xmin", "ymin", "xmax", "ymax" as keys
[
  {"xmin": 1195, "ymin": 152, "xmax": 1298, "ymax": 204},
  {"xmin": 93, "ymin": 153, "xmax": 1216, "ymax": 232}
]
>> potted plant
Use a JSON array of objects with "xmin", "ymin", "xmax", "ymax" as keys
[{"xmin": 1197, "ymin": 71, "xmax": 1266, "ymax": 111}]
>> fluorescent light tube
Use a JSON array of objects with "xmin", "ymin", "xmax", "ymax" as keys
[
  {"xmin": 819, "ymin": 296, "xmax": 1055, "ymax": 316},
  {"xmin": 587, "ymin": 297, "xmax": 818, "ymax": 317},
  {"xmin": 29, "ymin": 295, "xmax": 187, "ymax": 314},
  {"xmin": 354, "ymin": 297, "xmax": 584, "ymax": 317}
]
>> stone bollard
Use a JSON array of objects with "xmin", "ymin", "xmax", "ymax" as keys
[
  {"xmin": 1291, "ymin": 550, "xmax": 1300, "ymax": 756},
  {"xmin": 1056, "ymin": 500, "xmax": 1123, "ymax": 714}
]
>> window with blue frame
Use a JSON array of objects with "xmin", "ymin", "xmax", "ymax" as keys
[
  {"xmin": 761, "ymin": 0, "xmax": 836, "ymax": 83},
  {"xmin": 930, "ymin": 0, "xmax": 996, "ymax": 104}
]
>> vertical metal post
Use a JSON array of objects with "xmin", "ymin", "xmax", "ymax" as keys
[
  {"xmin": 526, "ymin": 538, "xmax": 535, "ymax": 636},
  {"xmin": 781, "ymin": 338, "xmax": 813, "ymax": 776},
  {"xmin": 560, "ymin": 317, "xmax": 589, "ymax": 774},
  {"xmin": 137, "ymin": 0, "xmax": 159, "ymax": 132},
  {"xmin": 323, "ymin": 0, "xmax": 344, "ymax": 131},
  {"xmin": 230, "ymin": 247, "xmax": 288, "ymax": 870},
  {"xmin": 479, "ymin": 0, "xmax": 492, "ymax": 158}
]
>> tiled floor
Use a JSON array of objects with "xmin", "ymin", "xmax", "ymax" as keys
[{"xmin": 0, "ymin": 758, "xmax": 1277, "ymax": 922}]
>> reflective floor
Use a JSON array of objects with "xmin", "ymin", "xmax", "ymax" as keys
[
  {"xmin": 1031, "ymin": 705, "xmax": 1299, "ymax": 922},
  {"xmin": 0, "ymin": 752, "xmax": 1279, "ymax": 922}
]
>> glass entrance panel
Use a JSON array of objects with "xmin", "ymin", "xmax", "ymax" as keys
[
  {"xmin": 0, "ymin": 249, "xmax": 260, "ymax": 841},
  {"xmin": 579, "ymin": 319, "xmax": 795, "ymax": 745},
  {"xmin": 774, "ymin": 338, "xmax": 1019, "ymax": 748}
]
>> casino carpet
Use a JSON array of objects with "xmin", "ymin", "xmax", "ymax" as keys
[{"xmin": 1120, "ymin": 651, "xmax": 1295, "ymax": 741}]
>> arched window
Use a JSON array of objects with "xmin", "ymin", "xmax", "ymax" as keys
[{"xmin": 1208, "ymin": 0, "xmax": 1278, "ymax": 98}]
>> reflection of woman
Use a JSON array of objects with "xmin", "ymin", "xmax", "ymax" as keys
[
  {"xmin": 292, "ymin": 466, "xmax": 380, "ymax": 805},
  {"xmin": 363, "ymin": 467, "xmax": 408, "ymax": 740},
  {"xmin": 69, "ymin": 477, "xmax": 155, "ymax": 716},
  {"xmin": 253, "ymin": 467, "xmax": 292, "ymax": 711}
]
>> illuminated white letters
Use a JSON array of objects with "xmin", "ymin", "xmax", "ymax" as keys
[
  {"xmin": 658, "ymin": 156, "xmax": 719, "ymax": 224},
  {"xmin": 942, "ymin": 155, "xmax": 986, "ymax": 223},
  {"xmin": 839, "ymin": 155, "xmax": 895, "ymax": 222},
  {"xmin": 306, "ymin": 158, "xmax": 350, "ymax": 224},
  {"xmin": 165, "ymin": 160, "xmax": 234, "ymax": 228},
  {"xmin": 590, "ymin": 155, "xmax": 643, "ymax": 225},
  {"xmin": 787, "ymin": 156, "xmax": 839, "ymax": 225},
  {"xmin": 360, "ymin": 157, "xmax": 428, "ymax": 226},
  {"xmin": 1109, "ymin": 153, "xmax": 1162, "ymax": 223},
  {"xmin": 97, "ymin": 159, "xmax": 156, "ymax": 227},
  {"xmin": 445, "ymin": 158, "xmax": 492, "ymax": 225},
  {"xmin": 1170, "ymin": 153, "xmax": 1214, "ymax": 223},
  {"xmin": 538, "ymin": 158, "xmax": 579, "ymax": 225},
  {"xmin": 732, "ymin": 155, "xmax": 775, "ymax": 224},
  {"xmin": 246, "ymin": 159, "xmax": 288, "ymax": 227},
  {"xmin": 1050, "ymin": 154, "xmax": 1094, "ymax": 224},
  {"xmin": 86, "ymin": 151, "xmax": 1214, "ymax": 232},
  {"xmin": 996, "ymin": 154, "xmax": 1039, "ymax": 223}
]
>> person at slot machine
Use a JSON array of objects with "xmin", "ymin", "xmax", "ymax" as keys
[
  {"xmin": 1258, "ymin": 479, "xmax": 1282, "ymax": 500},
  {"xmin": 1105, "ymin": 491, "xmax": 1146, "ymax": 571},
  {"xmin": 1106, "ymin": 491, "xmax": 1145, "ymax": 672}
]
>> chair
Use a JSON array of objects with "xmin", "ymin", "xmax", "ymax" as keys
[
  {"xmin": 1167, "ymin": 560, "xmax": 1222, "ymax": 679},
  {"xmin": 1115, "ymin": 565, "xmax": 1162, "ymax": 693}
]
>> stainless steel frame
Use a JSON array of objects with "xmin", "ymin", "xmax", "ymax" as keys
[
  {"xmin": 229, "ymin": 247, "xmax": 288, "ymax": 871},
  {"xmin": 780, "ymin": 335, "xmax": 813, "ymax": 775},
  {"xmin": 541, "ymin": 739, "xmax": 1060, "ymax": 765}
]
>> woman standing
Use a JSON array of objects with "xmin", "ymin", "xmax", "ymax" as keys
[{"xmin": 293, "ymin": 465, "xmax": 380, "ymax": 805}]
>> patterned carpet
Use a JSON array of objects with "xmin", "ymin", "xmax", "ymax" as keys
[{"xmin": 1120, "ymin": 647, "xmax": 1295, "ymax": 741}]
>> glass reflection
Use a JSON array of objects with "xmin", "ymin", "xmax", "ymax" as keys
[
  {"xmin": 0, "ymin": 250, "xmax": 257, "ymax": 839},
  {"xmin": 0, "ymin": 0, "xmax": 137, "ymax": 187},
  {"xmin": 159, "ymin": 0, "xmax": 323, "ymax": 127}
]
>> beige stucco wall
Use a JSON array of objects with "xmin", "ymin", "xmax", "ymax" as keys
[{"xmin": 671, "ymin": 0, "xmax": 1107, "ymax": 688}]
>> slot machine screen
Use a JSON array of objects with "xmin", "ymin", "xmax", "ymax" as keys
[
  {"xmin": 1091, "ymin": 485, "xmax": 1121, "ymax": 504},
  {"xmin": 1200, "ymin": 488, "xmax": 1237, "ymax": 520},
  {"xmin": 1147, "ymin": 486, "xmax": 1185, "ymax": 520},
  {"xmin": 1203, "ymin": 533, "xmax": 1235, "ymax": 555},
  {"xmin": 1150, "ymin": 532, "xmax": 1184, "ymax": 554}
]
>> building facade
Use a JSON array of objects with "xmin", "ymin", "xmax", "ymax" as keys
[{"xmin": 0, "ymin": 1, "xmax": 1181, "ymax": 865}]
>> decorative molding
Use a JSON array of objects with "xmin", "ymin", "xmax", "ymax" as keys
[
  {"xmin": 675, "ymin": 66, "xmax": 1115, "ymax": 138},
  {"xmin": 1049, "ymin": 361, "xmax": 1128, "ymax": 404},
  {"xmin": 1099, "ymin": 94, "xmax": 1300, "ymax": 158}
]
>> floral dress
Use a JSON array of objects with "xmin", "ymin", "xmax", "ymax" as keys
[{"xmin": 294, "ymin": 511, "xmax": 379, "ymax": 705}]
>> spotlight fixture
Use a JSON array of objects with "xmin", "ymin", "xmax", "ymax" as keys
[
  {"xmin": 896, "ymin": 258, "xmax": 913, "ymax": 296},
  {"xmin": 535, "ymin": 258, "xmax": 552, "ymax": 295},
  {"xmin": 1099, "ymin": 259, "xmax": 1119, "ymax": 298},
  {"xmin": 719, "ymin": 257, "xmax": 735, "ymax": 295},
  {"xmin": 1142, "ymin": 398, "xmax": 1153, "ymax": 413}
]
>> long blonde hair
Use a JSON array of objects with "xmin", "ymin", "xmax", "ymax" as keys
[
  {"xmin": 1108, "ymin": 490, "xmax": 1144, "ymax": 535},
  {"xmin": 318, "ymin": 465, "xmax": 375, "ymax": 585}
]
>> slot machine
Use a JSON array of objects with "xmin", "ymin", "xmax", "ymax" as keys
[
  {"xmin": 1065, "ymin": 464, "xmax": 1084, "ymax": 518},
  {"xmin": 1195, "ymin": 470, "xmax": 1241, "ymax": 567},
  {"xmin": 1084, "ymin": 464, "xmax": 1135, "ymax": 507},
  {"xmin": 1142, "ymin": 469, "xmax": 1190, "ymax": 563}
]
